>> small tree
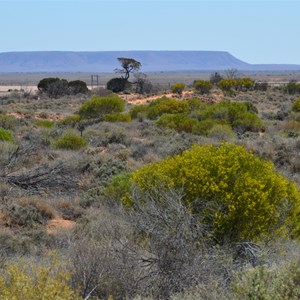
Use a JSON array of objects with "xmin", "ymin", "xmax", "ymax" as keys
[
  {"xmin": 171, "ymin": 83, "xmax": 185, "ymax": 95},
  {"xmin": 37, "ymin": 77, "xmax": 69, "ymax": 98},
  {"xmin": 115, "ymin": 57, "xmax": 141, "ymax": 80},
  {"xmin": 193, "ymin": 80, "xmax": 213, "ymax": 94}
]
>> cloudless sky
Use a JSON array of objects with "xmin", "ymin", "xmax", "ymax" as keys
[{"xmin": 1, "ymin": 0, "xmax": 300, "ymax": 64}]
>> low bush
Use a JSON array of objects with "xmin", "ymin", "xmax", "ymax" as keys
[
  {"xmin": 171, "ymin": 83, "xmax": 185, "ymax": 95},
  {"xmin": 156, "ymin": 114, "xmax": 199, "ymax": 133},
  {"xmin": 129, "ymin": 105, "xmax": 148, "ymax": 119},
  {"xmin": 0, "ymin": 127, "xmax": 14, "ymax": 143},
  {"xmin": 54, "ymin": 130, "xmax": 87, "ymax": 150},
  {"xmin": 78, "ymin": 95, "xmax": 125, "ymax": 119},
  {"xmin": 232, "ymin": 259, "xmax": 300, "ymax": 300},
  {"xmin": 0, "ymin": 257, "xmax": 79, "ymax": 299},
  {"xmin": 147, "ymin": 97, "xmax": 189, "ymax": 119},
  {"xmin": 193, "ymin": 80, "xmax": 213, "ymax": 94},
  {"xmin": 60, "ymin": 115, "xmax": 81, "ymax": 126},
  {"xmin": 103, "ymin": 113, "xmax": 131, "ymax": 122}
]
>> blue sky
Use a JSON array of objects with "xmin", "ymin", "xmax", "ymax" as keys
[{"xmin": 1, "ymin": 0, "xmax": 300, "ymax": 64}]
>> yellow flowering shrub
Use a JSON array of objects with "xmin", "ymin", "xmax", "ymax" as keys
[
  {"xmin": 132, "ymin": 143, "xmax": 300, "ymax": 242},
  {"xmin": 0, "ymin": 257, "xmax": 79, "ymax": 300}
]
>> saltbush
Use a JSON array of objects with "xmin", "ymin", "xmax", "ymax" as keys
[
  {"xmin": 131, "ymin": 143, "xmax": 300, "ymax": 242},
  {"xmin": 0, "ymin": 127, "xmax": 14, "ymax": 143},
  {"xmin": 103, "ymin": 113, "xmax": 131, "ymax": 122},
  {"xmin": 156, "ymin": 114, "xmax": 199, "ymax": 133},
  {"xmin": 129, "ymin": 104, "xmax": 148, "ymax": 119},
  {"xmin": 232, "ymin": 259, "xmax": 300, "ymax": 300},
  {"xmin": 54, "ymin": 130, "xmax": 87, "ymax": 150},
  {"xmin": 78, "ymin": 95, "xmax": 125, "ymax": 119},
  {"xmin": 193, "ymin": 80, "xmax": 213, "ymax": 94},
  {"xmin": 147, "ymin": 97, "xmax": 189, "ymax": 119}
]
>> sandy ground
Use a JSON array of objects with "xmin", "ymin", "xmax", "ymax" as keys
[{"xmin": 46, "ymin": 218, "xmax": 76, "ymax": 234}]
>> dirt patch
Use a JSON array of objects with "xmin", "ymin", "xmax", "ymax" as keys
[{"xmin": 46, "ymin": 218, "xmax": 76, "ymax": 234}]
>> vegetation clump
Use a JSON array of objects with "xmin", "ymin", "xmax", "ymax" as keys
[
  {"xmin": 0, "ymin": 127, "xmax": 14, "ymax": 142},
  {"xmin": 54, "ymin": 130, "xmax": 87, "ymax": 150},
  {"xmin": 78, "ymin": 95, "xmax": 125, "ymax": 119},
  {"xmin": 130, "ymin": 143, "xmax": 300, "ymax": 242}
]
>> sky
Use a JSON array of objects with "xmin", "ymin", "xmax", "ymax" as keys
[{"xmin": 1, "ymin": 0, "xmax": 300, "ymax": 64}]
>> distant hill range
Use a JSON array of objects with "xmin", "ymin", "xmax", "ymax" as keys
[{"xmin": 0, "ymin": 51, "xmax": 300, "ymax": 72}]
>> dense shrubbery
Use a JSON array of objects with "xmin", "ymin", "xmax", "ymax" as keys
[
  {"xmin": 218, "ymin": 78, "xmax": 254, "ymax": 94},
  {"xmin": 37, "ymin": 77, "xmax": 89, "ymax": 98},
  {"xmin": 78, "ymin": 95, "xmax": 125, "ymax": 119},
  {"xmin": 130, "ymin": 143, "xmax": 300, "ymax": 242},
  {"xmin": 54, "ymin": 130, "xmax": 87, "ymax": 150},
  {"xmin": 0, "ymin": 127, "xmax": 14, "ymax": 142}
]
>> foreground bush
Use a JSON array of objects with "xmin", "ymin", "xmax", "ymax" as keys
[
  {"xmin": 131, "ymin": 143, "xmax": 300, "ymax": 242},
  {"xmin": 232, "ymin": 259, "xmax": 300, "ymax": 300},
  {"xmin": 0, "ymin": 258, "xmax": 79, "ymax": 300},
  {"xmin": 78, "ymin": 95, "xmax": 125, "ymax": 119},
  {"xmin": 54, "ymin": 130, "xmax": 87, "ymax": 150}
]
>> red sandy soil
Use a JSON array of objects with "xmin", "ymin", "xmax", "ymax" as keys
[{"xmin": 46, "ymin": 218, "xmax": 76, "ymax": 234}]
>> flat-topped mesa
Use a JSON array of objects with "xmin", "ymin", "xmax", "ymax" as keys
[{"xmin": 0, "ymin": 50, "xmax": 299, "ymax": 72}]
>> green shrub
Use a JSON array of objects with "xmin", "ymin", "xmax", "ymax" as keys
[
  {"xmin": 78, "ymin": 95, "xmax": 125, "ymax": 119},
  {"xmin": 147, "ymin": 97, "xmax": 189, "ymax": 119},
  {"xmin": 207, "ymin": 124, "xmax": 234, "ymax": 139},
  {"xmin": 171, "ymin": 83, "xmax": 185, "ymax": 95},
  {"xmin": 54, "ymin": 130, "xmax": 87, "ymax": 150},
  {"xmin": 60, "ymin": 115, "xmax": 81, "ymax": 126},
  {"xmin": 292, "ymin": 97, "xmax": 300, "ymax": 112},
  {"xmin": 217, "ymin": 79, "xmax": 236, "ymax": 94},
  {"xmin": 131, "ymin": 143, "xmax": 300, "ymax": 242},
  {"xmin": 193, "ymin": 80, "xmax": 213, "ymax": 94},
  {"xmin": 187, "ymin": 98, "xmax": 207, "ymax": 112},
  {"xmin": 103, "ymin": 113, "xmax": 131, "ymax": 122},
  {"xmin": 232, "ymin": 259, "xmax": 300, "ymax": 300},
  {"xmin": 192, "ymin": 118, "xmax": 219, "ymax": 136},
  {"xmin": 0, "ymin": 127, "xmax": 14, "ymax": 142},
  {"xmin": 156, "ymin": 114, "xmax": 199, "ymax": 133},
  {"xmin": 35, "ymin": 119, "xmax": 55, "ymax": 128},
  {"xmin": 129, "ymin": 104, "xmax": 149, "ymax": 119}
]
